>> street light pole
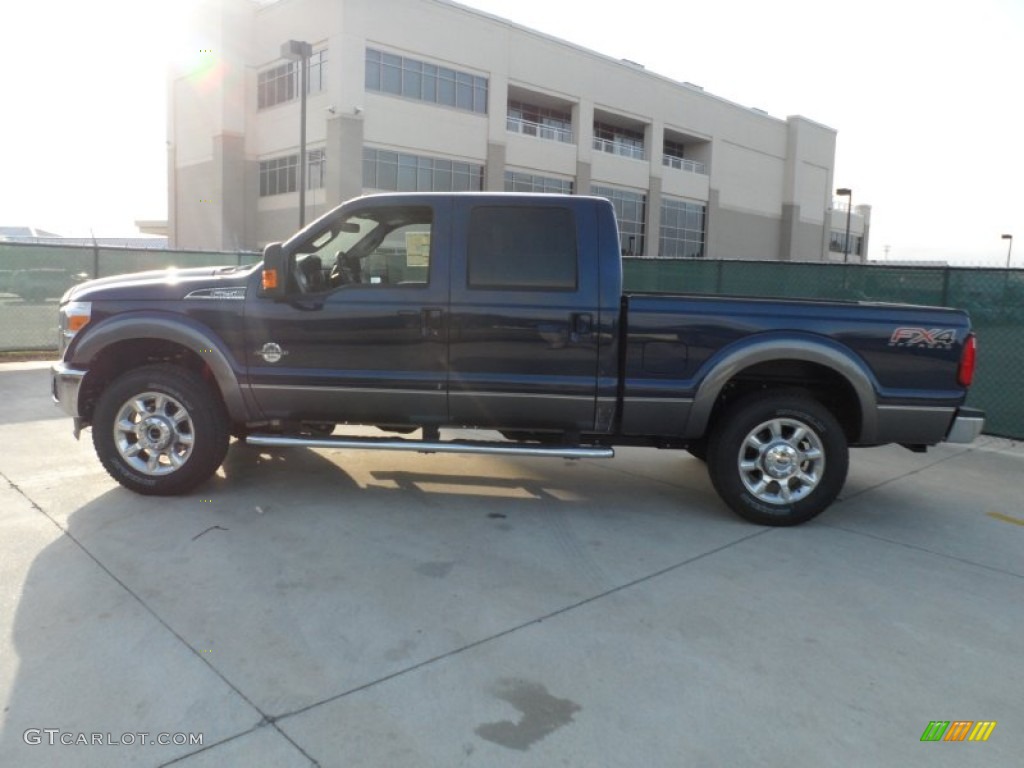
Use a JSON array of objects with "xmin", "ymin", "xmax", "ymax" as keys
[
  {"xmin": 836, "ymin": 188, "xmax": 853, "ymax": 263},
  {"xmin": 282, "ymin": 40, "xmax": 313, "ymax": 228},
  {"xmin": 1002, "ymin": 234, "xmax": 1014, "ymax": 269}
]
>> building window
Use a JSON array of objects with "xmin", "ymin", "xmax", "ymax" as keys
[
  {"xmin": 593, "ymin": 121, "xmax": 645, "ymax": 160},
  {"xmin": 259, "ymin": 155, "xmax": 296, "ymax": 197},
  {"xmin": 664, "ymin": 138, "xmax": 686, "ymax": 161},
  {"xmin": 307, "ymin": 49, "xmax": 328, "ymax": 93},
  {"xmin": 365, "ymin": 48, "xmax": 488, "ymax": 114},
  {"xmin": 592, "ymin": 185, "xmax": 646, "ymax": 256},
  {"xmin": 363, "ymin": 147, "xmax": 483, "ymax": 192},
  {"xmin": 258, "ymin": 63, "xmax": 296, "ymax": 109},
  {"xmin": 257, "ymin": 49, "xmax": 328, "ymax": 110},
  {"xmin": 504, "ymin": 170, "xmax": 573, "ymax": 194},
  {"xmin": 662, "ymin": 138, "xmax": 707, "ymax": 174},
  {"xmin": 506, "ymin": 100, "xmax": 573, "ymax": 143},
  {"xmin": 829, "ymin": 231, "xmax": 863, "ymax": 256},
  {"xmin": 259, "ymin": 149, "xmax": 325, "ymax": 197},
  {"xmin": 307, "ymin": 148, "xmax": 326, "ymax": 190},
  {"xmin": 660, "ymin": 197, "xmax": 706, "ymax": 258},
  {"xmin": 468, "ymin": 207, "xmax": 577, "ymax": 290}
]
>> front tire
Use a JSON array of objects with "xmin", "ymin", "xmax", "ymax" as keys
[
  {"xmin": 92, "ymin": 365, "xmax": 230, "ymax": 495},
  {"xmin": 706, "ymin": 391, "xmax": 848, "ymax": 526}
]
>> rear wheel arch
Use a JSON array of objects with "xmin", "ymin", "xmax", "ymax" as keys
[{"xmin": 686, "ymin": 339, "xmax": 878, "ymax": 443}]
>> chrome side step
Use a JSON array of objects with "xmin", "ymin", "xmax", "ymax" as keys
[{"xmin": 245, "ymin": 434, "xmax": 614, "ymax": 459}]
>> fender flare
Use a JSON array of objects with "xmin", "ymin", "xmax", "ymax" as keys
[
  {"xmin": 684, "ymin": 334, "xmax": 881, "ymax": 443},
  {"xmin": 69, "ymin": 312, "xmax": 252, "ymax": 423}
]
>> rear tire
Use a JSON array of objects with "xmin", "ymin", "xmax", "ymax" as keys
[
  {"xmin": 706, "ymin": 391, "xmax": 848, "ymax": 526},
  {"xmin": 92, "ymin": 365, "xmax": 230, "ymax": 495}
]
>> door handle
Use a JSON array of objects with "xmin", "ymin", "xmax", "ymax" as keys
[
  {"xmin": 570, "ymin": 312, "xmax": 593, "ymax": 343},
  {"xmin": 421, "ymin": 308, "xmax": 444, "ymax": 338}
]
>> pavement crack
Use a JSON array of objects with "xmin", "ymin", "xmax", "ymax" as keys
[
  {"xmin": 1, "ymin": 471, "xmax": 321, "ymax": 768},
  {"xmin": 820, "ymin": 523, "xmax": 1024, "ymax": 582},
  {"xmin": 271, "ymin": 526, "xmax": 772, "ymax": 725},
  {"xmin": 837, "ymin": 445, "xmax": 976, "ymax": 503},
  {"xmin": 192, "ymin": 524, "xmax": 229, "ymax": 541}
]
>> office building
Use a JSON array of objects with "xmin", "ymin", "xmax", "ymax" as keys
[{"xmin": 169, "ymin": 0, "xmax": 847, "ymax": 261}]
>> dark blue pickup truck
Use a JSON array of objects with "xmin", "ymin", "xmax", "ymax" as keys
[{"xmin": 52, "ymin": 193, "xmax": 983, "ymax": 525}]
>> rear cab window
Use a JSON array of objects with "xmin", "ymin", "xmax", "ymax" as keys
[{"xmin": 466, "ymin": 206, "xmax": 578, "ymax": 291}]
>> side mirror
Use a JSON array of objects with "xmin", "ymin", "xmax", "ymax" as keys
[{"xmin": 259, "ymin": 242, "xmax": 287, "ymax": 298}]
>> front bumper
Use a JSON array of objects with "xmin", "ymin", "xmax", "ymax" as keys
[
  {"xmin": 51, "ymin": 362, "xmax": 86, "ymax": 424},
  {"xmin": 946, "ymin": 407, "xmax": 985, "ymax": 443}
]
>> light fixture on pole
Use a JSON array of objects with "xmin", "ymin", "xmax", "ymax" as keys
[
  {"xmin": 836, "ymin": 188, "xmax": 853, "ymax": 263},
  {"xmin": 1002, "ymin": 234, "xmax": 1014, "ymax": 269},
  {"xmin": 281, "ymin": 39, "xmax": 313, "ymax": 228}
]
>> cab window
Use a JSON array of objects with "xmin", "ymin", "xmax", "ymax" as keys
[{"xmin": 294, "ymin": 206, "xmax": 433, "ymax": 293}]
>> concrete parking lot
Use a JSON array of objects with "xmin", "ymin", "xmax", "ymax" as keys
[{"xmin": 1, "ymin": 360, "xmax": 1021, "ymax": 767}]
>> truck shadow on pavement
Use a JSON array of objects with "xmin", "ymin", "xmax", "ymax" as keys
[
  {"xmin": 213, "ymin": 439, "xmax": 723, "ymax": 524},
  {"xmin": 1, "ymin": 438, "xmax": 731, "ymax": 767}
]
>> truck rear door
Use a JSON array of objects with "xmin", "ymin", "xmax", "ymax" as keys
[{"xmin": 447, "ymin": 197, "xmax": 602, "ymax": 432}]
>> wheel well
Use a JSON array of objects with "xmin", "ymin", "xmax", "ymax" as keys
[
  {"xmin": 78, "ymin": 339, "xmax": 225, "ymax": 424},
  {"xmin": 708, "ymin": 359, "xmax": 861, "ymax": 442}
]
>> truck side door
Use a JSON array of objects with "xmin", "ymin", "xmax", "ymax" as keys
[
  {"xmin": 244, "ymin": 199, "xmax": 450, "ymax": 428},
  {"xmin": 447, "ymin": 198, "xmax": 601, "ymax": 432}
]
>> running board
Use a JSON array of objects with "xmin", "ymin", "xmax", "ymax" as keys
[{"xmin": 245, "ymin": 434, "xmax": 614, "ymax": 459}]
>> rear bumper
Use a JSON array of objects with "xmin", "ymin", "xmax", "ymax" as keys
[{"xmin": 945, "ymin": 407, "xmax": 985, "ymax": 444}]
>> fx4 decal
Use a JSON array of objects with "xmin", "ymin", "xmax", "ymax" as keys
[{"xmin": 889, "ymin": 328, "xmax": 957, "ymax": 348}]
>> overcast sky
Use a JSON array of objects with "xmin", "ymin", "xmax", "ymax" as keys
[{"xmin": 2, "ymin": 0, "xmax": 1021, "ymax": 264}]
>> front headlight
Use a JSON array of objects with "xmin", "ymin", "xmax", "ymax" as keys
[{"xmin": 60, "ymin": 301, "xmax": 92, "ymax": 342}]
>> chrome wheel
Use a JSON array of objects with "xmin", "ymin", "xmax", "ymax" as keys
[
  {"xmin": 113, "ymin": 391, "xmax": 195, "ymax": 476},
  {"xmin": 737, "ymin": 417, "xmax": 825, "ymax": 505}
]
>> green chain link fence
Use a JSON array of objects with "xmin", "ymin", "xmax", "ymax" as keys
[
  {"xmin": 0, "ymin": 242, "xmax": 259, "ymax": 350},
  {"xmin": 624, "ymin": 258, "xmax": 1024, "ymax": 439},
  {"xmin": 1, "ymin": 242, "xmax": 1020, "ymax": 438}
]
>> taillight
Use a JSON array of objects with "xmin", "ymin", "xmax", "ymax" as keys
[{"xmin": 957, "ymin": 333, "xmax": 976, "ymax": 387}]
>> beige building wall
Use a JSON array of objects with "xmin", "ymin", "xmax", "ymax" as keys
[{"xmin": 169, "ymin": 0, "xmax": 841, "ymax": 261}]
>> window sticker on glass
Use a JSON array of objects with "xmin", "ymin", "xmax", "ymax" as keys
[{"xmin": 406, "ymin": 232, "xmax": 431, "ymax": 267}]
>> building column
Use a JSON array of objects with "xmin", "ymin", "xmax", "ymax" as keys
[
  {"xmin": 327, "ymin": 114, "xmax": 364, "ymax": 207},
  {"xmin": 214, "ymin": 133, "xmax": 247, "ymax": 251},
  {"xmin": 575, "ymin": 160, "xmax": 592, "ymax": 195},
  {"xmin": 573, "ymin": 100, "xmax": 594, "ymax": 192},
  {"xmin": 646, "ymin": 121, "xmax": 663, "ymax": 181},
  {"xmin": 706, "ymin": 187, "xmax": 722, "ymax": 260},
  {"xmin": 779, "ymin": 204, "xmax": 798, "ymax": 262},
  {"xmin": 645, "ymin": 177, "xmax": 662, "ymax": 257},
  {"xmin": 856, "ymin": 205, "xmax": 872, "ymax": 262},
  {"xmin": 485, "ymin": 142, "xmax": 506, "ymax": 191}
]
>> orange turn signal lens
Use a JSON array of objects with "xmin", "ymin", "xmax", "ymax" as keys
[
  {"xmin": 262, "ymin": 268, "xmax": 279, "ymax": 291},
  {"xmin": 67, "ymin": 314, "xmax": 90, "ymax": 333},
  {"xmin": 61, "ymin": 301, "xmax": 92, "ymax": 339}
]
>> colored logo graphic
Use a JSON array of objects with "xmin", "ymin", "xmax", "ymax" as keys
[{"xmin": 920, "ymin": 721, "xmax": 996, "ymax": 742}]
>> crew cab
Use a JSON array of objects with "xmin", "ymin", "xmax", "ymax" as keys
[{"xmin": 52, "ymin": 193, "xmax": 984, "ymax": 525}]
